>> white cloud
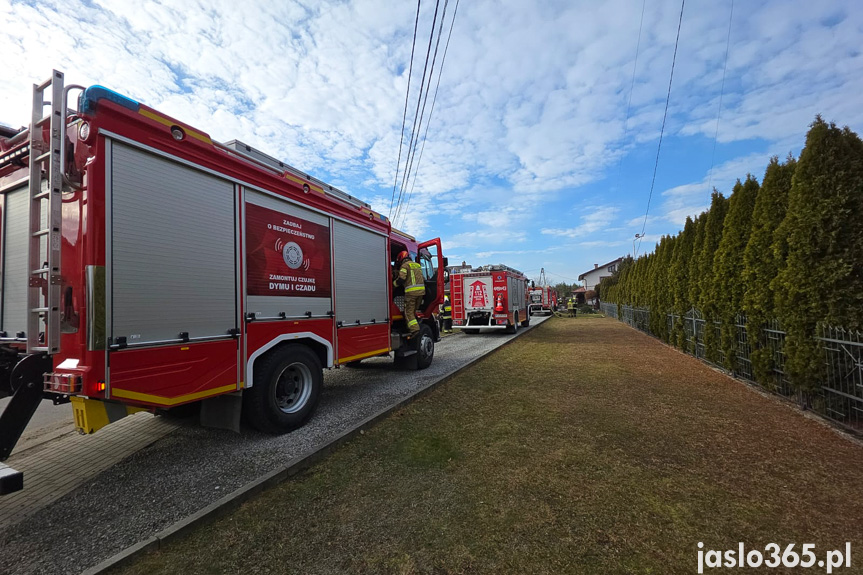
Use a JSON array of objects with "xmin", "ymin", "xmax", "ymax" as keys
[
  {"xmin": 658, "ymin": 151, "xmax": 769, "ymax": 226},
  {"xmin": 541, "ymin": 206, "xmax": 620, "ymax": 239},
  {"xmin": 2, "ymin": 0, "xmax": 860, "ymax": 280}
]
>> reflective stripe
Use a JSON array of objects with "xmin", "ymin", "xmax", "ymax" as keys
[
  {"xmin": 407, "ymin": 319, "xmax": 418, "ymax": 327},
  {"xmin": 396, "ymin": 261, "xmax": 425, "ymax": 294},
  {"xmin": 406, "ymin": 262, "xmax": 424, "ymax": 291}
]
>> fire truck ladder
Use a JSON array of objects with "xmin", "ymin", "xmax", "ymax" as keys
[
  {"xmin": 27, "ymin": 70, "xmax": 65, "ymax": 355},
  {"xmin": 0, "ymin": 72, "xmax": 67, "ymax": 490}
]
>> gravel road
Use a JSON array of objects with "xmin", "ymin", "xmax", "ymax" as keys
[{"xmin": 0, "ymin": 316, "xmax": 549, "ymax": 575}]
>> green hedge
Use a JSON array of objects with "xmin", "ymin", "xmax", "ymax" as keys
[{"xmin": 599, "ymin": 117, "xmax": 863, "ymax": 390}]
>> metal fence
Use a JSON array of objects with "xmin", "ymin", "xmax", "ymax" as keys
[
  {"xmin": 819, "ymin": 325, "xmax": 863, "ymax": 428},
  {"xmin": 599, "ymin": 302, "xmax": 618, "ymax": 318},
  {"xmin": 601, "ymin": 303, "xmax": 863, "ymax": 433}
]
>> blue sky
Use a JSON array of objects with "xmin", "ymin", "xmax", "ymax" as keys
[{"xmin": 2, "ymin": 0, "xmax": 861, "ymax": 287}]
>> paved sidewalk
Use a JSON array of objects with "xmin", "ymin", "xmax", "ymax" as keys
[{"xmin": 0, "ymin": 413, "xmax": 180, "ymax": 529}]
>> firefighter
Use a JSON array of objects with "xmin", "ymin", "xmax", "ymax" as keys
[
  {"xmin": 394, "ymin": 251, "xmax": 425, "ymax": 338},
  {"xmin": 439, "ymin": 295, "xmax": 452, "ymax": 333},
  {"xmin": 567, "ymin": 298, "xmax": 576, "ymax": 317}
]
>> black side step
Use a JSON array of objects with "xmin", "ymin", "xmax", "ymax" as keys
[
  {"xmin": 0, "ymin": 462, "xmax": 23, "ymax": 495},
  {"xmin": 0, "ymin": 353, "xmax": 51, "ymax": 462}
]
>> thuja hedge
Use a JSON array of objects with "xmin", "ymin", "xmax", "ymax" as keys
[{"xmin": 599, "ymin": 117, "xmax": 863, "ymax": 390}]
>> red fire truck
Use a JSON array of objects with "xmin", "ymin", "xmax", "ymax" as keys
[
  {"xmin": 0, "ymin": 71, "xmax": 446, "ymax": 492},
  {"xmin": 528, "ymin": 285, "xmax": 558, "ymax": 315},
  {"xmin": 451, "ymin": 265, "xmax": 529, "ymax": 334}
]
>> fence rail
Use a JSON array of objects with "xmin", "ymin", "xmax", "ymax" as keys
[{"xmin": 600, "ymin": 303, "xmax": 863, "ymax": 433}]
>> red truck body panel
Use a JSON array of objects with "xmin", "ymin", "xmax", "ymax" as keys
[{"xmin": 0, "ymin": 78, "xmax": 445, "ymax": 412}]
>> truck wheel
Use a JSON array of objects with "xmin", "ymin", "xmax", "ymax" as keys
[
  {"xmin": 521, "ymin": 314, "xmax": 530, "ymax": 327},
  {"xmin": 506, "ymin": 313, "xmax": 518, "ymax": 334},
  {"xmin": 416, "ymin": 323, "xmax": 434, "ymax": 370},
  {"xmin": 244, "ymin": 344, "xmax": 322, "ymax": 434}
]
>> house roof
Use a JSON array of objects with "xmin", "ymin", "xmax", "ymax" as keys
[{"xmin": 578, "ymin": 257, "xmax": 624, "ymax": 281}]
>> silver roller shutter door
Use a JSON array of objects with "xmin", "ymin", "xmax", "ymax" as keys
[
  {"xmin": 110, "ymin": 142, "xmax": 235, "ymax": 344},
  {"xmin": 1, "ymin": 186, "xmax": 29, "ymax": 335},
  {"xmin": 332, "ymin": 220, "xmax": 387, "ymax": 325}
]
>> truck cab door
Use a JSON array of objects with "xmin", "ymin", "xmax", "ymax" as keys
[{"xmin": 417, "ymin": 238, "xmax": 446, "ymax": 315}]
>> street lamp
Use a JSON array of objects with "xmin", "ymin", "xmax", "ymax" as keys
[{"xmin": 633, "ymin": 233, "xmax": 643, "ymax": 257}]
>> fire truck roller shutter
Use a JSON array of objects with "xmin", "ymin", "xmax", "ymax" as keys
[
  {"xmin": 110, "ymin": 142, "xmax": 236, "ymax": 344},
  {"xmin": 332, "ymin": 220, "xmax": 387, "ymax": 325},
  {"xmin": 1, "ymin": 186, "xmax": 30, "ymax": 337},
  {"xmin": 244, "ymin": 190, "xmax": 332, "ymax": 319}
]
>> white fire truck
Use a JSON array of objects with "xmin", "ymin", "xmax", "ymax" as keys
[
  {"xmin": 0, "ymin": 71, "xmax": 446, "ymax": 494},
  {"xmin": 451, "ymin": 265, "xmax": 529, "ymax": 334}
]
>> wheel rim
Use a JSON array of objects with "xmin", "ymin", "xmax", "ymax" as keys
[
  {"xmin": 420, "ymin": 333, "xmax": 434, "ymax": 360},
  {"xmin": 272, "ymin": 361, "xmax": 313, "ymax": 414}
]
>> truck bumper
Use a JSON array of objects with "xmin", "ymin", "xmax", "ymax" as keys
[{"xmin": 71, "ymin": 396, "xmax": 147, "ymax": 435}]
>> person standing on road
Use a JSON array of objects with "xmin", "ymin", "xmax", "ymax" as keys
[
  {"xmin": 394, "ymin": 251, "xmax": 425, "ymax": 338},
  {"xmin": 440, "ymin": 296, "xmax": 452, "ymax": 333}
]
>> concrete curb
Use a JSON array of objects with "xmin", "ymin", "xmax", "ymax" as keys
[{"xmin": 82, "ymin": 318, "xmax": 549, "ymax": 574}]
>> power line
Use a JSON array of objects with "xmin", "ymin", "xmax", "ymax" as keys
[
  {"xmin": 636, "ymin": 0, "xmax": 685, "ymax": 256},
  {"xmin": 397, "ymin": 0, "xmax": 459, "ymax": 228},
  {"xmin": 395, "ymin": 0, "xmax": 449, "ymax": 225},
  {"xmin": 389, "ymin": 0, "xmax": 422, "ymax": 219},
  {"xmin": 392, "ymin": 0, "xmax": 442, "ymax": 221},
  {"xmin": 395, "ymin": 0, "xmax": 448, "ymax": 225},
  {"xmin": 706, "ymin": 0, "xmax": 734, "ymax": 195},
  {"xmin": 545, "ymin": 270, "xmax": 582, "ymax": 283},
  {"xmin": 615, "ymin": 0, "xmax": 646, "ymax": 185}
]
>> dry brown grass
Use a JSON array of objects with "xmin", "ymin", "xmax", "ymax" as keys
[{"xmin": 117, "ymin": 318, "xmax": 863, "ymax": 575}]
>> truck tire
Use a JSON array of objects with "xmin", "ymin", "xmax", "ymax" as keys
[
  {"xmin": 506, "ymin": 313, "xmax": 518, "ymax": 334},
  {"xmin": 244, "ymin": 344, "xmax": 322, "ymax": 434},
  {"xmin": 395, "ymin": 323, "xmax": 435, "ymax": 370},
  {"xmin": 416, "ymin": 323, "xmax": 434, "ymax": 370},
  {"xmin": 521, "ymin": 314, "xmax": 530, "ymax": 327}
]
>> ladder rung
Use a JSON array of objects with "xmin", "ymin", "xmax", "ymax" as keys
[
  {"xmin": 33, "ymin": 151, "xmax": 52, "ymax": 163},
  {"xmin": 30, "ymin": 346, "xmax": 49, "ymax": 353},
  {"xmin": 33, "ymin": 191, "xmax": 50, "ymax": 200},
  {"xmin": 31, "ymin": 307, "xmax": 50, "ymax": 313},
  {"xmin": 34, "ymin": 115, "xmax": 52, "ymax": 127},
  {"xmin": 31, "ymin": 269, "xmax": 49, "ymax": 275},
  {"xmin": 32, "ymin": 229, "xmax": 50, "ymax": 238}
]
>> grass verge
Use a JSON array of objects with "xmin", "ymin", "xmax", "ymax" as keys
[{"xmin": 115, "ymin": 317, "xmax": 863, "ymax": 575}]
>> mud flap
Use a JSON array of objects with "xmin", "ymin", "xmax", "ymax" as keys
[
  {"xmin": 0, "ymin": 353, "xmax": 51, "ymax": 461},
  {"xmin": 200, "ymin": 392, "xmax": 242, "ymax": 433}
]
